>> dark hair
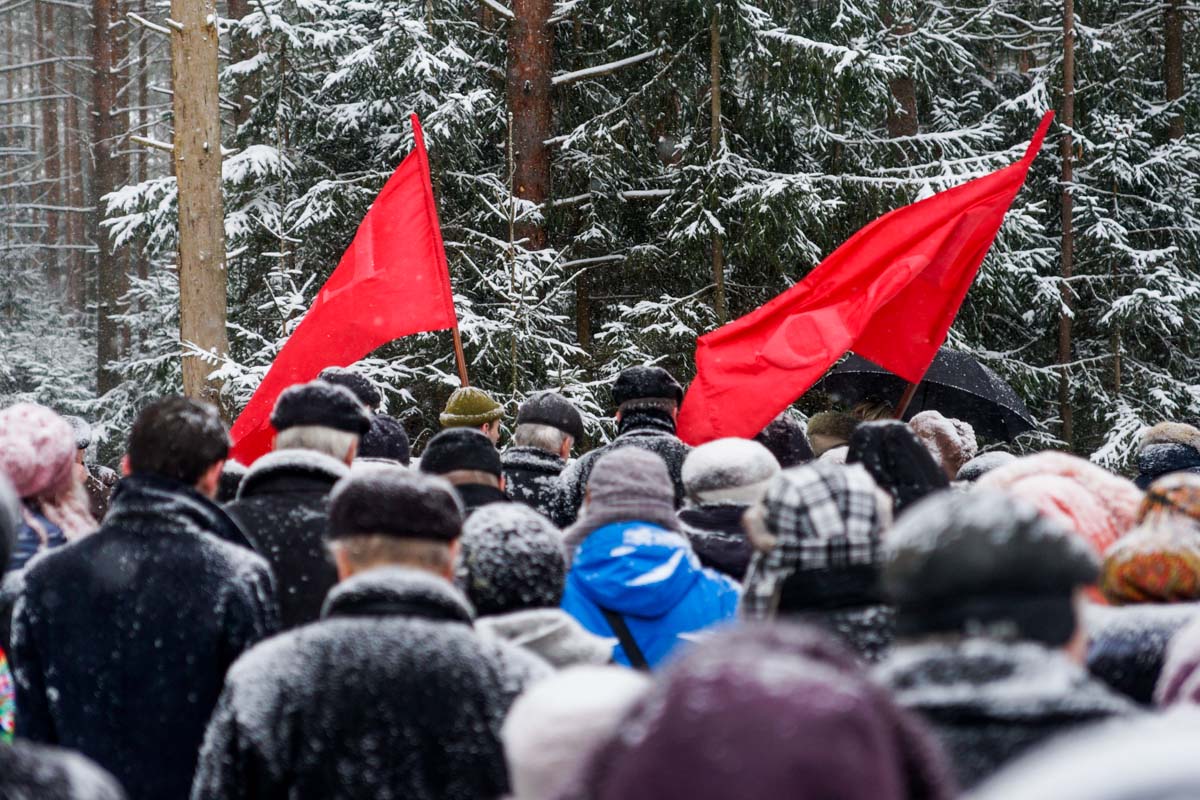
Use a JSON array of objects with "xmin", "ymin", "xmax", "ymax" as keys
[{"xmin": 127, "ymin": 396, "xmax": 230, "ymax": 485}]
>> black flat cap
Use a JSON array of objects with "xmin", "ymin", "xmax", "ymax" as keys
[
  {"xmin": 516, "ymin": 392, "xmax": 585, "ymax": 442},
  {"xmin": 317, "ymin": 367, "xmax": 383, "ymax": 410},
  {"xmin": 612, "ymin": 366, "xmax": 684, "ymax": 407},
  {"xmin": 270, "ymin": 380, "xmax": 371, "ymax": 435},
  {"xmin": 329, "ymin": 465, "xmax": 463, "ymax": 542},
  {"xmin": 419, "ymin": 428, "xmax": 502, "ymax": 477}
]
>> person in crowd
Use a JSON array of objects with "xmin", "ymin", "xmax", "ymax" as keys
[
  {"xmin": 561, "ymin": 448, "xmax": 738, "ymax": 669},
  {"xmin": 502, "ymin": 665, "xmax": 651, "ymax": 800},
  {"xmin": 64, "ymin": 416, "xmax": 119, "ymax": 522},
  {"xmin": 847, "ymin": 420, "xmax": 948, "ymax": 513},
  {"xmin": 11, "ymin": 397, "xmax": 279, "ymax": 800},
  {"xmin": 0, "ymin": 403, "xmax": 96, "ymax": 572},
  {"xmin": 0, "ymin": 476, "xmax": 20, "ymax": 741},
  {"xmin": 560, "ymin": 366, "xmax": 691, "ymax": 520},
  {"xmin": 908, "ymin": 410, "xmax": 978, "ymax": 482},
  {"xmin": 502, "ymin": 391, "xmax": 582, "ymax": 526},
  {"xmin": 677, "ymin": 438, "xmax": 780, "ymax": 581},
  {"xmin": 191, "ymin": 466, "xmax": 549, "ymax": 800},
  {"xmin": 226, "ymin": 380, "xmax": 369, "ymax": 629},
  {"xmin": 741, "ymin": 461, "xmax": 894, "ymax": 662},
  {"xmin": 555, "ymin": 624, "xmax": 956, "ymax": 800},
  {"xmin": 420, "ymin": 427, "xmax": 510, "ymax": 512},
  {"xmin": 1157, "ymin": 612, "xmax": 1200, "ymax": 707},
  {"xmin": 457, "ymin": 503, "xmax": 612, "ymax": 667},
  {"xmin": 1088, "ymin": 474, "xmax": 1200, "ymax": 704},
  {"xmin": 753, "ymin": 411, "xmax": 814, "ymax": 467},
  {"xmin": 976, "ymin": 451, "xmax": 1142, "ymax": 555},
  {"xmin": 217, "ymin": 460, "xmax": 247, "ymax": 503},
  {"xmin": 319, "ymin": 365, "xmax": 412, "ymax": 464},
  {"xmin": 877, "ymin": 490, "xmax": 1134, "ymax": 789},
  {"xmin": 955, "ymin": 451, "xmax": 1015, "ymax": 483},
  {"xmin": 968, "ymin": 711, "xmax": 1200, "ymax": 800},
  {"xmin": 440, "ymin": 385, "xmax": 505, "ymax": 444},
  {"xmin": 806, "ymin": 410, "xmax": 858, "ymax": 458},
  {"xmin": 1134, "ymin": 421, "xmax": 1200, "ymax": 489}
]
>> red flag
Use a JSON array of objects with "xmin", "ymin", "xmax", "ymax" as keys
[
  {"xmin": 229, "ymin": 115, "xmax": 457, "ymax": 464},
  {"xmin": 677, "ymin": 112, "xmax": 1054, "ymax": 445}
]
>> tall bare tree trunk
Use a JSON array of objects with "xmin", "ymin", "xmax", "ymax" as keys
[
  {"xmin": 505, "ymin": 0, "xmax": 552, "ymax": 250},
  {"xmin": 226, "ymin": 0, "xmax": 254, "ymax": 132},
  {"xmin": 171, "ymin": 0, "xmax": 229, "ymax": 407},
  {"xmin": 37, "ymin": 0, "xmax": 62, "ymax": 290},
  {"xmin": 709, "ymin": 9, "xmax": 727, "ymax": 324},
  {"xmin": 93, "ymin": 0, "xmax": 128, "ymax": 393},
  {"xmin": 1165, "ymin": 0, "xmax": 1185, "ymax": 140},
  {"xmin": 65, "ymin": 4, "xmax": 86, "ymax": 310},
  {"xmin": 1058, "ymin": 0, "xmax": 1075, "ymax": 446},
  {"xmin": 886, "ymin": 21, "xmax": 918, "ymax": 138}
]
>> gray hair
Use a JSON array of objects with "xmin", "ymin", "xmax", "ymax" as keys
[
  {"xmin": 513, "ymin": 423, "xmax": 571, "ymax": 454},
  {"xmin": 276, "ymin": 425, "xmax": 359, "ymax": 461},
  {"xmin": 330, "ymin": 535, "xmax": 453, "ymax": 573}
]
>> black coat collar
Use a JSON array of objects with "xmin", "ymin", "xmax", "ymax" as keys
[
  {"xmin": 323, "ymin": 567, "xmax": 474, "ymax": 625},
  {"xmin": 108, "ymin": 474, "xmax": 247, "ymax": 545}
]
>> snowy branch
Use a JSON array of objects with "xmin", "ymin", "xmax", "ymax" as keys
[
  {"xmin": 128, "ymin": 12, "xmax": 171, "ymax": 36},
  {"xmin": 551, "ymin": 48, "xmax": 661, "ymax": 87},
  {"xmin": 479, "ymin": 0, "xmax": 513, "ymax": 20}
]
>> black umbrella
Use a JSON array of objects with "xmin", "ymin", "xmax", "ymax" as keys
[{"xmin": 811, "ymin": 349, "xmax": 1037, "ymax": 441}]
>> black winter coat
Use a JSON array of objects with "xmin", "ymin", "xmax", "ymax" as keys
[
  {"xmin": 1135, "ymin": 443, "xmax": 1200, "ymax": 490},
  {"xmin": 1086, "ymin": 602, "xmax": 1200, "ymax": 705},
  {"xmin": 677, "ymin": 503, "xmax": 753, "ymax": 580},
  {"xmin": 502, "ymin": 446, "xmax": 569, "ymax": 525},
  {"xmin": 191, "ymin": 567, "xmax": 551, "ymax": 800},
  {"xmin": 12, "ymin": 474, "xmax": 280, "ymax": 800},
  {"xmin": 877, "ymin": 639, "xmax": 1135, "ymax": 790},
  {"xmin": 455, "ymin": 483, "xmax": 511, "ymax": 515},
  {"xmin": 0, "ymin": 739, "xmax": 127, "ymax": 800},
  {"xmin": 559, "ymin": 410, "xmax": 691, "ymax": 524},
  {"xmin": 225, "ymin": 450, "xmax": 347, "ymax": 629}
]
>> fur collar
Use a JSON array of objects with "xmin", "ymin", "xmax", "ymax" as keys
[{"xmin": 1141, "ymin": 422, "xmax": 1200, "ymax": 452}]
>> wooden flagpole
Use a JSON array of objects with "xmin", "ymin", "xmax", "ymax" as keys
[{"xmin": 452, "ymin": 326, "xmax": 470, "ymax": 387}]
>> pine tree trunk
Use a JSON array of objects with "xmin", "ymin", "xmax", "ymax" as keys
[
  {"xmin": 709, "ymin": 9, "xmax": 727, "ymax": 325},
  {"xmin": 1165, "ymin": 0, "xmax": 1185, "ymax": 140},
  {"xmin": 37, "ymin": 0, "xmax": 62, "ymax": 291},
  {"xmin": 65, "ymin": 4, "xmax": 86, "ymax": 310},
  {"xmin": 226, "ymin": 0, "xmax": 254, "ymax": 131},
  {"xmin": 172, "ymin": 0, "xmax": 229, "ymax": 407},
  {"xmin": 886, "ymin": 22, "xmax": 918, "ymax": 138},
  {"xmin": 93, "ymin": 0, "xmax": 128, "ymax": 393},
  {"xmin": 505, "ymin": 0, "xmax": 553, "ymax": 250},
  {"xmin": 1058, "ymin": 0, "xmax": 1075, "ymax": 446}
]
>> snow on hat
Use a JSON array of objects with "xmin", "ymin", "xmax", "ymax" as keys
[
  {"xmin": 516, "ymin": 392, "xmax": 584, "ymax": 442},
  {"xmin": 753, "ymin": 412, "xmax": 813, "ymax": 468},
  {"xmin": 419, "ymin": 428, "xmax": 502, "ymax": 477},
  {"xmin": 358, "ymin": 415, "xmax": 411, "ymax": 465},
  {"xmin": 955, "ymin": 451, "xmax": 1016, "ymax": 483},
  {"xmin": 975, "ymin": 451, "xmax": 1143, "ymax": 555},
  {"xmin": 908, "ymin": 410, "xmax": 978, "ymax": 479},
  {"xmin": 440, "ymin": 386, "xmax": 504, "ymax": 428},
  {"xmin": 328, "ymin": 464, "xmax": 463, "ymax": 542},
  {"xmin": 270, "ymin": 380, "xmax": 371, "ymax": 435},
  {"xmin": 456, "ymin": 503, "xmax": 565, "ymax": 616},
  {"xmin": 1100, "ymin": 474, "xmax": 1200, "ymax": 605},
  {"xmin": 611, "ymin": 366, "xmax": 683, "ymax": 407},
  {"xmin": 318, "ymin": 366, "xmax": 383, "ymax": 410},
  {"xmin": 682, "ymin": 438, "xmax": 780, "ymax": 505},
  {"xmin": 502, "ymin": 666, "xmax": 651, "ymax": 800},
  {"xmin": 0, "ymin": 403, "xmax": 78, "ymax": 500},
  {"xmin": 63, "ymin": 415, "xmax": 92, "ymax": 450},
  {"xmin": 884, "ymin": 490, "xmax": 1099, "ymax": 647}
]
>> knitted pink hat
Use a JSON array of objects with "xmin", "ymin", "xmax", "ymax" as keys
[{"xmin": 0, "ymin": 403, "xmax": 79, "ymax": 500}]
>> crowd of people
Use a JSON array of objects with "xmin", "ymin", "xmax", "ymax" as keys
[{"xmin": 3, "ymin": 363, "xmax": 1200, "ymax": 798}]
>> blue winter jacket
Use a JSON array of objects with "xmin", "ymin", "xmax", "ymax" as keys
[
  {"xmin": 561, "ymin": 521, "xmax": 740, "ymax": 668},
  {"xmin": 7, "ymin": 505, "xmax": 67, "ymax": 573}
]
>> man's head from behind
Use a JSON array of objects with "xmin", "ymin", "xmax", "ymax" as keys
[
  {"xmin": 271, "ymin": 380, "xmax": 371, "ymax": 465},
  {"xmin": 125, "ymin": 396, "xmax": 229, "ymax": 497},
  {"xmin": 611, "ymin": 366, "xmax": 683, "ymax": 423},
  {"xmin": 419, "ymin": 428, "xmax": 505, "ymax": 492},
  {"xmin": 515, "ymin": 392, "xmax": 584, "ymax": 459},
  {"xmin": 328, "ymin": 465, "xmax": 464, "ymax": 581}
]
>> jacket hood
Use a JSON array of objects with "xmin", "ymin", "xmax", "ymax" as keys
[
  {"xmin": 476, "ymin": 607, "xmax": 613, "ymax": 667},
  {"xmin": 570, "ymin": 521, "xmax": 703, "ymax": 618},
  {"xmin": 236, "ymin": 449, "xmax": 349, "ymax": 499},
  {"xmin": 107, "ymin": 473, "xmax": 245, "ymax": 543},
  {"xmin": 322, "ymin": 566, "xmax": 475, "ymax": 624},
  {"xmin": 1141, "ymin": 422, "xmax": 1200, "ymax": 452}
]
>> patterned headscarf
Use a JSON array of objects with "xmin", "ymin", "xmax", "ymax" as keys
[
  {"xmin": 1101, "ymin": 474, "xmax": 1200, "ymax": 605},
  {"xmin": 742, "ymin": 461, "xmax": 888, "ymax": 619}
]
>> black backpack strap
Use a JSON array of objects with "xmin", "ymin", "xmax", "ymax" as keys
[{"xmin": 599, "ymin": 606, "xmax": 650, "ymax": 671}]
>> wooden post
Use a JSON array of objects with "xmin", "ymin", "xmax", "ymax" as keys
[
  {"xmin": 894, "ymin": 381, "xmax": 920, "ymax": 420},
  {"xmin": 1165, "ymin": 0, "xmax": 1185, "ymax": 140},
  {"xmin": 1058, "ymin": 0, "xmax": 1075, "ymax": 446},
  {"xmin": 709, "ymin": 9, "xmax": 727, "ymax": 324},
  {"xmin": 451, "ymin": 326, "xmax": 470, "ymax": 387},
  {"xmin": 171, "ymin": 0, "xmax": 230, "ymax": 407}
]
